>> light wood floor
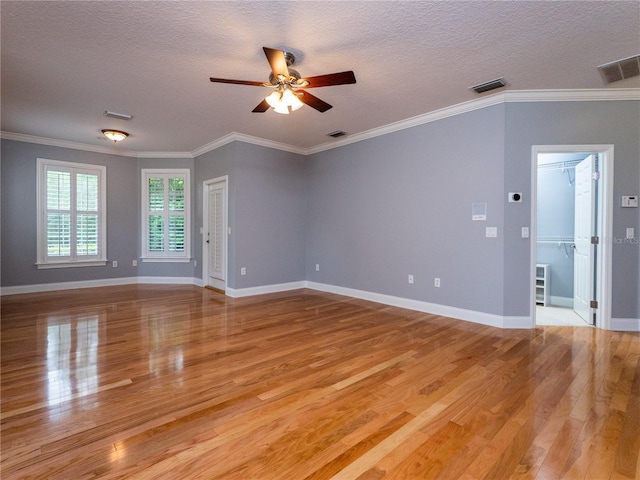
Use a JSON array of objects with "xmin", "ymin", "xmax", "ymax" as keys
[{"xmin": 1, "ymin": 285, "xmax": 639, "ymax": 479}]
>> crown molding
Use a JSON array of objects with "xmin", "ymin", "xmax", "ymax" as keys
[
  {"xmin": 136, "ymin": 151, "xmax": 193, "ymax": 159},
  {"xmin": 191, "ymin": 132, "xmax": 307, "ymax": 157},
  {"xmin": 0, "ymin": 131, "xmax": 140, "ymax": 157},
  {"xmin": 306, "ymin": 88, "xmax": 640, "ymax": 155},
  {"xmin": 3, "ymin": 89, "xmax": 638, "ymax": 158},
  {"xmin": 502, "ymin": 88, "xmax": 640, "ymax": 103}
]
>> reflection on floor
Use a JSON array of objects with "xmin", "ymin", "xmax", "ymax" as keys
[{"xmin": 536, "ymin": 305, "xmax": 593, "ymax": 327}]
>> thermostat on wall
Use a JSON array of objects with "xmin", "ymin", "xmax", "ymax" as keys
[{"xmin": 621, "ymin": 196, "xmax": 638, "ymax": 207}]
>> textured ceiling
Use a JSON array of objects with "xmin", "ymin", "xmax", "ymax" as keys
[{"xmin": 1, "ymin": 1, "xmax": 639, "ymax": 153}]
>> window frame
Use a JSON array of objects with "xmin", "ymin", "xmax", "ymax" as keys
[
  {"xmin": 140, "ymin": 168, "xmax": 191, "ymax": 263},
  {"xmin": 36, "ymin": 158, "xmax": 107, "ymax": 269}
]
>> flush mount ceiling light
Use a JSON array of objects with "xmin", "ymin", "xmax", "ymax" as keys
[{"xmin": 101, "ymin": 129, "xmax": 129, "ymax": 142}]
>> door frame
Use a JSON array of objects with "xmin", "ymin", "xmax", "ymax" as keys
[
  {"xmin": 530, "ymin": 145, "xmax": 614, "ymax": 329},
  {"xmin": 202, "ymin": 175, "xmax": 229, "ymax": 292}
]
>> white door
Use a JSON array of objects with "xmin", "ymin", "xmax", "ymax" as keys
[
  {"xmin": 207, "ymin": 180, "xmax": 227, "ymax": 291},
  {"xmin": 573, "ymin": 155, "xmax": 595, "ymax": 324}
]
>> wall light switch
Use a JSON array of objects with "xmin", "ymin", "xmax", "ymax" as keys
[
  {"xmin": 627, "ymin": 228, "xmax": 635, "ymax": 239},
  {"xmin": 486, "ymin": 227, "xmax": 498, "ymax": 238},
  {"xmin": 408, "ymin": 274, "xmax": 414, "ymax": 284},
  {"xmin": 522, "ymin": 227, "xmax": 530, "ymax": 238}
]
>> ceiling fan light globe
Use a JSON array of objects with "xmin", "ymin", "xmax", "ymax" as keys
[
  {"xmin": 282, "ymin": 89, "xmax": 303, "ymax": 110},
  {"xmin": 273, "ymin": 103, "xmax": 290, "ymax": 114},
  {"xmin": 265, "ymin": 90, "xmax": 282, "ymax": 108}
]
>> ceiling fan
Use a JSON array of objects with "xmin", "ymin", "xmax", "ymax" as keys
[{"xmin": 209, "ymin": 47, "xmax": 356, "ymax": 114}]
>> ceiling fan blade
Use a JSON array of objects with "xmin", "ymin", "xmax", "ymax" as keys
[
  {"xmin": 210, "ymin": 77, "xmax": 266, "ymax": 86},
  {"xmin": 252, "ymin": 99, "xmax": 271, "ymax": 113},
  {"xmin": 263, "ymin": 47, "xmax": 290, "ymax": 78},
  {"xmin": 297, "ymin": 90, "xmax": 332, "ymax": 112},
  {"xmin": 299, "ymin": 71, "xmax": 356, "ymax": 88}
]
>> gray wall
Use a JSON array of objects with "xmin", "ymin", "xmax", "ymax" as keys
[
  {"xmin": 3, "ymin": 98, "xmax": 638, "ymax": 321},
  {"xmin": 194, "ymin": 142, "xmax": 307, "ymax": 289},
  {"xmin": 1, "ymin": 140, "xmax": 139, "ymax": 286},
  {"xmin": 306, "ymin": 105, "xmax": 507, "ymax": 315},
  {"xmin": 503, "ymin": 101, "xmax": 640, "ymax": 319},
  {"xmin": 0, "ymin": 140, "xmax": 199, "ymax": 286},
  {"xmin": 194, "ymin": 142, "xmax": 238, "ymax": 286},
  {"xmin": 307, "ymin": 100, "xmax": 639, "ymax": 320},
  {"xmin": 136, "ymin": 157, "xmax": 197, "ymax": 278}
]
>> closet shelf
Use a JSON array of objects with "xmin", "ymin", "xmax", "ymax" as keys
[{"xmin": 536, "ymin": 236, "xmax": 574, "ymax": 244}]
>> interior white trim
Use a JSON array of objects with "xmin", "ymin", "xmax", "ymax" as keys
[
  {"xmin": 0, "ymin": 276, "xmax": 201, "ymax": 296},
  {"xmin": 10, "ymin": 277, "xmax": 639, "ymax": 332},
  {"xmin": 191, "ymin": 132, "xmax": 307, "ymax": 158},
  {"xmin": 549, "ymin": 296, "xmax": 573, "ymax": 308},
  {"xmin": 531, "ymin": 145, "xmax": 614, "ymax": 330},
  {"xmin": 611, "ymin": 318, "xmax": 640, "ymax": 332},
  {"xmin": 226, "ymin": 281, "xmax": 307, "ymax": 298},
  {"xmin": 0, "ymin": 131, "xmax": 140, "ymax": 157},
  {"xmin": 306, "ymin": 282, "xmax": 531, "ymax": 329},
  {"xmin": 3, "ymin": 89, "xmax": 638, "ymax": 158},
  {"xmin": 202, "ymin": 176, "xmax": 229, "ymax": 291}
]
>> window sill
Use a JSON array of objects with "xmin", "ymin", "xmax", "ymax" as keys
[
  {"xmin": 36, "ymin": 260, "xmax": 108, "ymax": 270},
  {"xmin": 140, "ymin": 257, "xmax": 192, "ymax": 263}
]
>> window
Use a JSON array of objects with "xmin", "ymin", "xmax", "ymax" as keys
[
  {"xmin": 37, "ymin": 158, "xmax": 107, "ymax": 268},
  {"xmin": 141, "ymin": 169, "xmax": 190, "ymax": 262}
]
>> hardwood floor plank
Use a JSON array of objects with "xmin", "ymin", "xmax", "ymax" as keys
[{"xmin": 2, "ymin": 285, "xmax": 638, "ymax": 479}]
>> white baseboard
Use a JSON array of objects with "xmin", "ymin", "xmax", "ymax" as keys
[
  {"xmin": 610, "ymin": 318, "xmax": 640, "ymax": 332},
  {"xmin": 226, "ymin": 281, "xmax": 307, "ymax": 298},
  {"xmin": 305, "ymin": 282, "xmax": 533, "ymax": 329},
  {"xmin": 7, "ymin": 277, "xmax": 636, "ymax": 332},
  {"xmin": 550, "ymin": 296, "xmax": 573, "ymax": 308},
  {"xmin": 0, "ymin": 276, "xmax": 201, "ymax": 295}
]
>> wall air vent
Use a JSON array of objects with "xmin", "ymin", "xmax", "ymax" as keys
[
  {"xmin": 469, "ymin": 78, "xmax": 507, "ymax": 94},
  {"xmin": 597, "ymin": 54, "xmax": 640, "ymax": 83},
  {"xmin": 104, "ymin": 110, "xmax": 133, "ymax": 120},
  {"xmin": 327, "ymin": 130, "xmax": 347, "ymax": 138}
]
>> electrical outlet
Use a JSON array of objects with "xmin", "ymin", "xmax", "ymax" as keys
[
  {"xmin": 408, "ymin": 274, "xmax": 414, "ymax": 284},
  {"xmin": 315, "ymin": 264, "xmax": 320, "ymax": 271},
  {"xmin": 434, "ymin": 277, "xmax": 441, "ymax": 288},
  {"xmin": 132, "ymin": 260, "xmax": 137, "ymax": 267},
  {"xmin": 112, "ymin": 261, "xmax": 118, "ymax": 268},
  {"xmin": 241, "ymin": 267, "xmax": 246, "ymax": 276}
]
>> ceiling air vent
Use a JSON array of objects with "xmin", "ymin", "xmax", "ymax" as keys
[
  {"xmin": 598, "ymin": 54, "xmax": 640, "ymax": 83},
  {"xmin": 327, "ymin": 130, "xmax": 347, "ymax": 138},
  {"xmin": 469, "ymin": 78, "xmax": 506, "ymax": 94},
  {"xmin": 104, "ymin": 110, "xmax": 133, "ymax": 120}
]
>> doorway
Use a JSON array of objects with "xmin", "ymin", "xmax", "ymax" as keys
[
  {"xmin": 202, "ymin": 176, "xmax": 228, "ymax": 292},
  {"xmin": 531, "ymin": 145, "xmax": 614, "ymax": 329}
]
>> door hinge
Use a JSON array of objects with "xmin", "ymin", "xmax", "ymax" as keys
[
  {"xmin": 592, "ymin": 171, "xmax": 600, "ymax": 180},
  {"xmin": 590, "ymin": 300, "xmax": 598, "ymax": 309},
  {"xmin": 591, "ymin": 236, "xmax": 599, "ymax": 244}
]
